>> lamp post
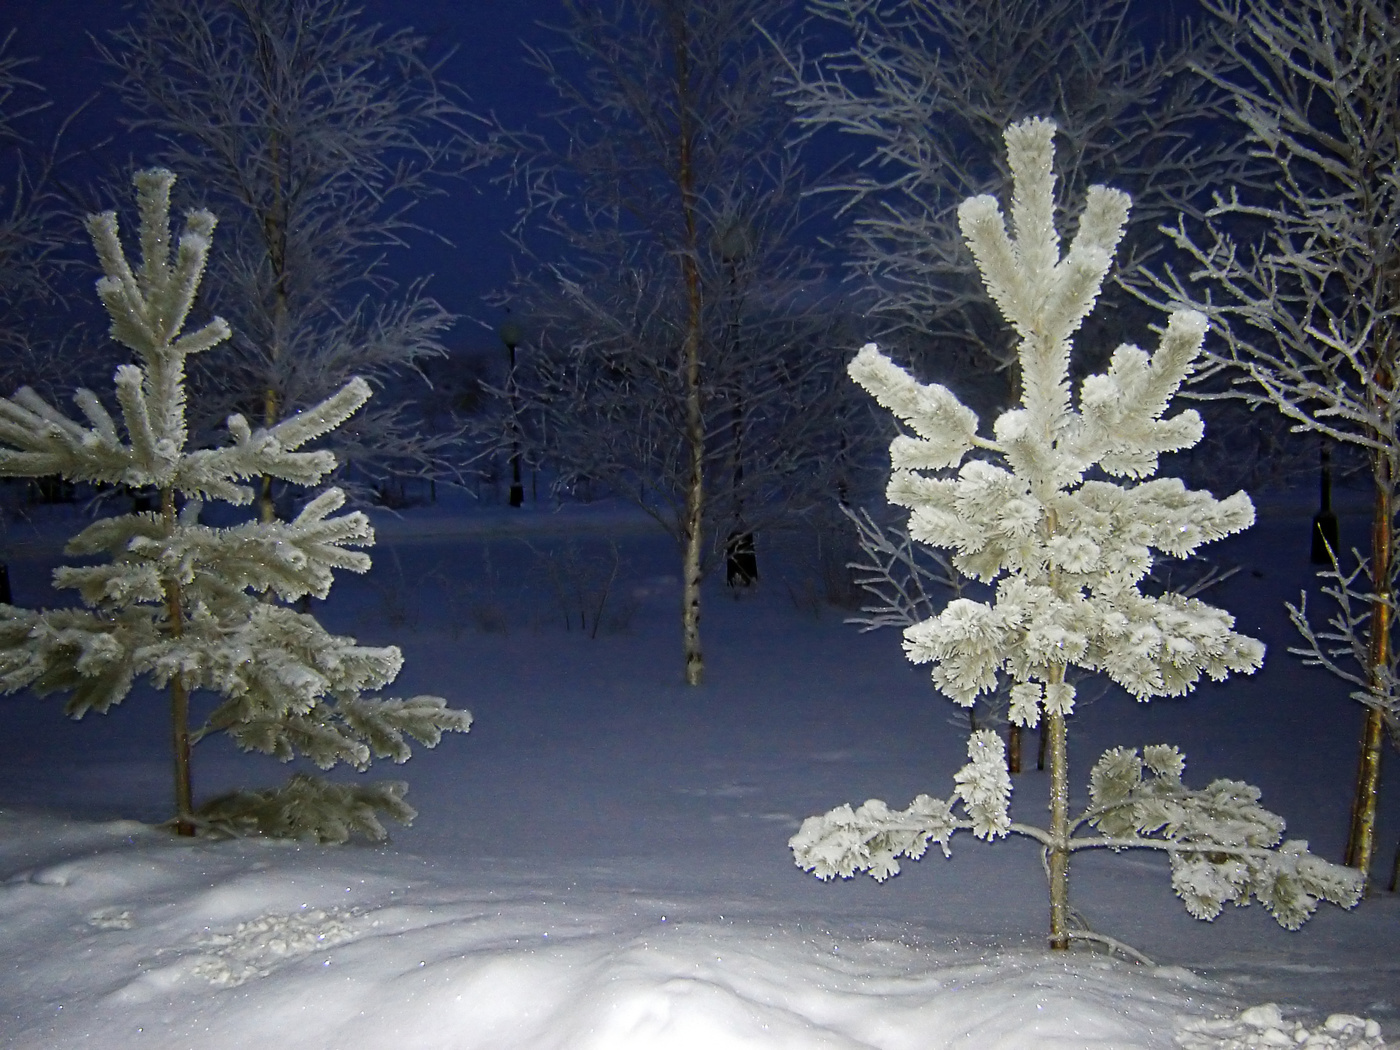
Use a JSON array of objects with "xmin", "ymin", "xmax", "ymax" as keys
[
  {"xmin": 1312, "ymin": 436, "xmax": 1339, "ymax": 564},
  {"xmin": 716, "ymin": 219, "xmax": 758, "ymax": 587},
  {"xmin": 500, "ymin": 318, "xmax": 525, "ymax": 508}
]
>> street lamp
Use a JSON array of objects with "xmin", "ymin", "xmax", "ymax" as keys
[
  {"xmin": 1312, "ymin": 436, "xmax": 1339, "ymax": 564},
  {"xmin": 500, "ymin": 318, "xmax": 525, "ymax": 508},
  {"xmin": 715, "ymin": 218, "xmax": 757, "ymax": 587}
]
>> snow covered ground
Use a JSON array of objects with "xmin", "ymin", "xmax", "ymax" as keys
[{"xmin": 0, "ymin": 489, "xmax": 1396, "ymax": 1048}]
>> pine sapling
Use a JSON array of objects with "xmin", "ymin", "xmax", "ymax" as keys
[
  {"xmin": 791, "ymin": 119, "xmax": 1363, "ymax": 951},
  {"xmin": 0, "ymin": 169, "xmax": 471, "ymax": 842}
]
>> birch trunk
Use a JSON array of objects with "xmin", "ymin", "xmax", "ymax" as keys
[{"xmin": 674, "ymin": 13, "xmax": 706, "ymax": 687}]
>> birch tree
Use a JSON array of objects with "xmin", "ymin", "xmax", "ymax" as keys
[
  {"xmin": 99, "ymin": 0, "xmax": 479, "ymax": 517},
  {"xmin": 791, "ymin": 119, "xmax": 1360, "ymax": 953},
  {"xmin": 1147, "ymin": 0, "xmax": 1400, "ymax": 886},
  {"xmin": 780, "ymin": 0, "xmax": 1241, "ymax": 386},
  {"xmin": 0, "ymin": 169, "xmax": 471, "ymax": 841},
  {"xmin": 500, "ymin": 0, "xmax": 854, "ymax": 685}
]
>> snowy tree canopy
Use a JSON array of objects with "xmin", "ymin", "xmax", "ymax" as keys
[
  {"xmin": 849, "ymin": 118, "xmax": 1265, "ymax": 724},
  {"xmin": 0, "ymin": 169, "xmax": 471, "ymax": 842}
]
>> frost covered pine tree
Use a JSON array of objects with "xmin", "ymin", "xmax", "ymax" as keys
[
  {"xmin": 0, "ymin": 169, "xmax": 471, "ymax": 842},
  {"xmin": 790, "ymin": 119, "xmax": 1362, "ymax": 952}
]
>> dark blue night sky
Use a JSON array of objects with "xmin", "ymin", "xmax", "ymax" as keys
[
  {"xmin": 6, "ymin": 0, "xmax": 1198, "ymax": 353},
  {"xmin": 7, "ymin": 0, "xmax": 553, "ymax": 350}
]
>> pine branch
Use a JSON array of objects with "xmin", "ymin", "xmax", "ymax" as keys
[
  {"xmin": 840, "ymin": 503, "xmax": 963, "ymax": 632},
  {"xmin": 796, "ymin": 736, "xmax": 1361, "ymax": 929},
  {"xmin": 195, "ymin": 774, "xmax": 416, "ymax": 844}
]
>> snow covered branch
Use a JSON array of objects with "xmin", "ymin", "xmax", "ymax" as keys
[{"xmin": 795, "ymin": 735, "xmax": 1362, "ymax": 930}]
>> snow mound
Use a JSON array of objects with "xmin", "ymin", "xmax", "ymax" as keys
[{"xmin": 1176, "ymin": 1003, "xmax": 1386, "ymax": 1049}]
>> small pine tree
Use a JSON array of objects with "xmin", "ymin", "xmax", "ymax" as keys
[
  {"xmin": 0, "ymin": 169, "xmax": 471, "ymax": 843},
  {"xmin": 791, "ymin": 119, "xmax": 1362, "ymax": 951}
]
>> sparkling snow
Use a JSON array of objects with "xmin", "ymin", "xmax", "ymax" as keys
[{"xmin": 0, "ymin": 491, "xmax": 1395, "ymax": 1048}]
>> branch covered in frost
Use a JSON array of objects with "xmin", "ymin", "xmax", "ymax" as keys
[
  {"xmin": 776, "ymin": 0, "xmax": 1244, "ymax": 368},
  {"xmin": 848, "ymin": 343, "xmax": 983, "ymax": 471},
  {"xmin": 1081, "ymin": 745, "xmax": 1362, "ymax": 928},
  {"xmin": 796, "ymin": 738, "xmax": 1362, "ymax": 929},
  {"xmin": 791, "ymin": 730, "xmax": 1019, "ymax": 881},
  {"xmin": 195, "ymin": 774, "xmax": 416, "ymax": 844},
  {"xmin": 840, "ymin": 503, "xmax": 963, "ymax": 632},
  {"xmin": 1286, "ymin": 556, "xmax": 1400, "ymax": 731},
  {"xmin": 99, "ymin": 0, "xmax": 481, "ymax": 484}
]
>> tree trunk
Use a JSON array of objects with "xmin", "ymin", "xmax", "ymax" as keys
[
  {"xmin": 1345, "ymin": 440, "xmax": 1392, "ymax": 881},
  {"xmin": 161, "ymin": 486, "xmax": 195, "ymax": 836},
  {"xmin": 1311, "ymin": 438, "xmax": 1339, "ymax": 564},
  {"xmin": 259, "ymin": 388, "xmax": 279, "ymax": 524},
  {"xmin": 674, "ymin": 11, "xmax": 705, "ymax": 686},
  {"xmin": 1007, "ymin": 723, "xmax": 1023, "ymax": 774},
  {"xmin": 1005, "ymin": 364, "xmax": 1025, "ymax": 775},
  {"xmin": 259, "ymin": 119, "xmax": 289, "ymax": 526},
  {"xmin": 681, "ymin": 462, "xmax": 704, "ymax": 685},
  {"xmin": 1045, "ymin": 666, "xmax": 1070, "ymax": 950},
  {"xmin": 1345, "ymin": 708, "xmax": 1386, "ymax": 879}
]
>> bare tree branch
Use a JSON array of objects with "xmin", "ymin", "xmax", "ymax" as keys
[
  {"xmin": 1140, "ymin": 0, "xmax": 1400, "ymax": 880},
  {"xmin": 98, "ymin": 0, "xmax": 491, "ymax": 505},
  {"xmin": 777, "ymin": 0, "xmax": 1247, "ymax": 399}
]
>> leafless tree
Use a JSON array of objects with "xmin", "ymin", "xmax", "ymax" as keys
[
  {"xmin": 99, "ymin": 0, "xmax": 484, "ymax": 517},
  {"xmin": 0, "ymin": 31, "xmax": 68, "ymax": 392},
  {"xmin": 496, "ymin": 0, "xmax": 865, "ymax": 686},
  {"xmin": 778, "ymin": 0, "xmax": 1244, "ymax": 400},
  {"xmin": 0, "ymin": 31, "xmax": 76, "ymax": 604},
  {"xmin": 1146, "ymin": 0, "xmax": 1400, "ymax": 887}
]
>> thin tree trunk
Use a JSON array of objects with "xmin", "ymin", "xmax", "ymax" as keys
[
  {"xmin": 1345, "ymin": 432, "xmax": 1392, "ymax": 881},
  {"xmin": 260, "ymin": 387, "xmax": 279, "ymax": 524},
  {"xmin": 161, "ymin": 486, "xmax": 194, "ymax": 836},
  {"xmin": 1045, "ymin": 665, "xmax": 1070, "ymax": 950},
  {"xmin": 673, "ymin": 10, "xmax": 706, "ymax": 687},
  {"xmin": 259, "ymin": 103, "xmax": 289, "ymax": 526},
  {"xmin": 1005, "ymin": 363, "xmax": 1025, "ymax": 775},
  {"xmin": 1007, "ymin": 723, "xmax": 1023, "ymax": 775},
  {"xmin": 1347, "ymin": 706, "xmax": 1386, "ymax": 878},
  {"xmin": 1038, "ymin": 437, "xmax": 1068, "ymax": 946},
  {"xmin": 1312, "ymin": 438, "xmax": 1339, "ymax": 564}
]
